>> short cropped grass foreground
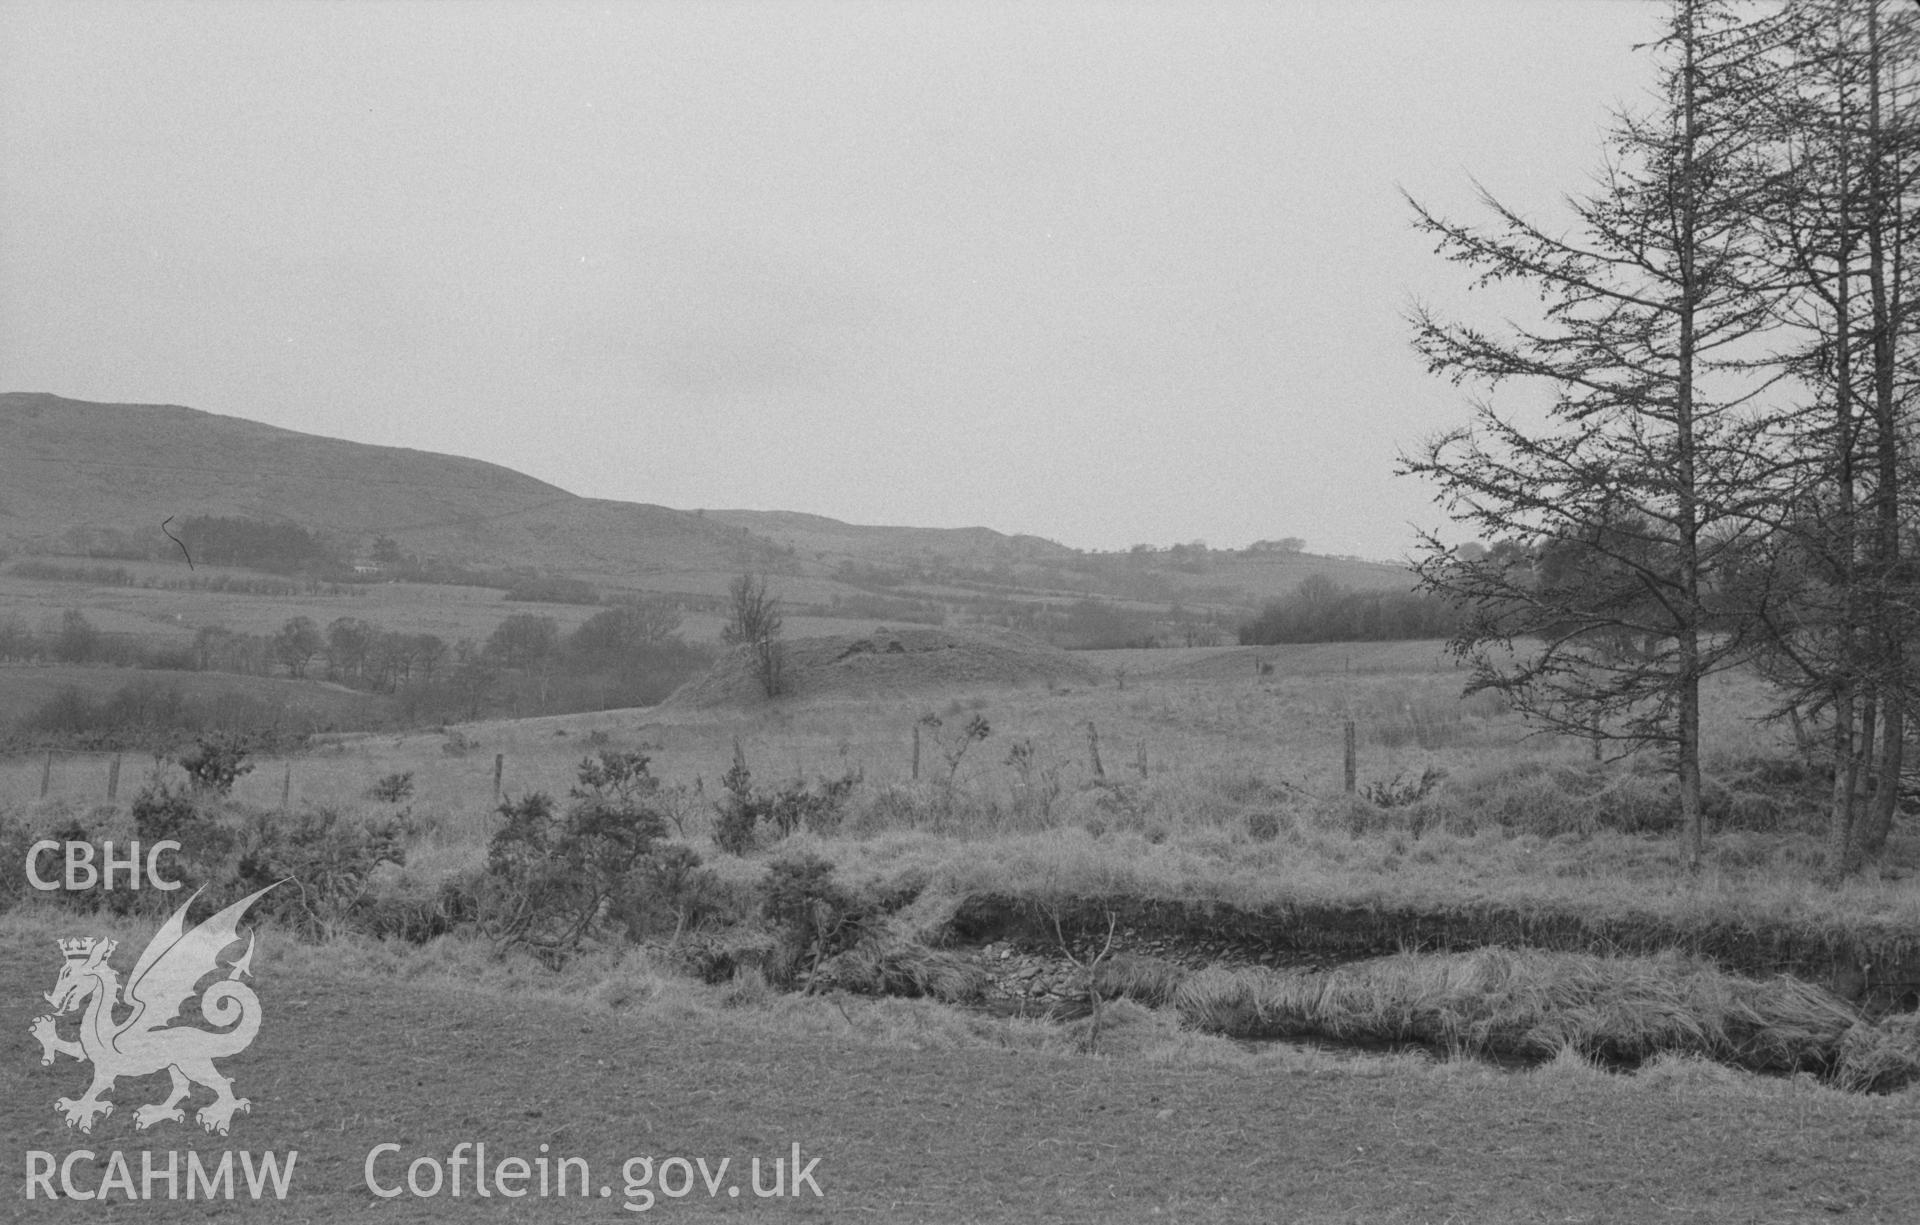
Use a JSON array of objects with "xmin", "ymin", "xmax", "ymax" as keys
[{"xmin": 1168, "ymin": 947, "xmax": 1920, "ymax": 1091}]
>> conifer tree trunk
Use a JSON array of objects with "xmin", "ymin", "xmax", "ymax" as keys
[
  {"xmin": 1859, "ymin": 0, "xmax": 1909, "ymax": 860},
  {"xmin": 1677, "ymin": 21, "xmax": 1706, "ymax": 872},
  {"xmin": 1763, "ymin": 0, "xmax": 1918, "ymax": 875}
]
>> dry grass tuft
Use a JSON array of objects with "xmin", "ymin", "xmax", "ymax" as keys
[
  {"xmin": 1055, "ymin": 998, "xmax": 1186, "ymax": 1057},
  {"xmin": 1836, "ymin": 1012, "xmax": 1920, "ymax": 1093},
  {"xmin": 1092, "ymin": 951, "xmax": 1189, "ymax": 1006},
  {"xmin": 720, "ymin": 964, "xmax": 772, "ymax": 1008},
  {"xmin": 828, "ymin": 935, "xmax": 988, "ymax": 1003},
  {"xmin": 1172, "ymin": 947, "xmax": 1868, "ymax": 1079}
]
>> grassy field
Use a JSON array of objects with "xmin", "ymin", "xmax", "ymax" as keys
[
  {"xmin": 0, "ymin": 561, "xmax": 936, "ymax": 652},
  {"xmin": 6, "ymin": 642, "xmax": 1904, "ymax": 937},
  {"xmin": 9, "ymin": 915, "xmax": 1920, "ymax": 1223},
  {"xmin": 0, "ymin": 566, "xmax": 602, "ymax": 643},
  {"xmin": 7, "ymin": 638, "xmax": 1920, "ymax": 1221}
]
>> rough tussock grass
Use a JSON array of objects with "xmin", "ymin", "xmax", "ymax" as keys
[
  {"xmin": 1837, "ymin": 1011, "xmax": 1920, "ymax": 1093},
  {"xmin": 827, "ymin": 934, "xmax": 987, "ymax": 1003},
  {"xmin": 1172, "ymin": 947, "xmax": 1920, "ymax": 1087}
]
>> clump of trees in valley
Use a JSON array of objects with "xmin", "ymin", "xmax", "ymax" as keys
[
  {"xmin": 333, "ymin": 598, "xmax": 708, "ymax": 721},
  {"xmin": 6, "ymin": 597, "xmax": 711, "ymax": 746},
  {"xmin": 1239, "ymin": 575, "xmax": 1467, "ymax": 645},
  {"xmin": 1405, "ymin": 0, "xmax": 1920, "ymax": 879},
  {"xmin": 173, "ymin": 516, "xmax": 340, "ymax": 574}
]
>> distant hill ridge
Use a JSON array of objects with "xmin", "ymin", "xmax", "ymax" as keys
[
  {"xmin": 702, "ymin": 508, "xmax": 1076, "ymax": 566},
  {"xmin": 0, "ymin": 392, "xmax": 787, "ymax": 590},
  {"xmin": 1, "ymin": 391, "xmax": 562, "ymax": 522},
  {"xmin": 0, "ymin": 392, "xmax": 1410, "ymax": 608}
]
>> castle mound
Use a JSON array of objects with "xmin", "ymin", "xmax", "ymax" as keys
[{"xmin": 662, "ymin": 626, "xmax": 1109, "ymax": 708}]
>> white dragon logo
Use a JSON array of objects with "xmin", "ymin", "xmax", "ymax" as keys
[{"xmin": 30, "ymin": 884, "xmax": 278, "ymax": 1135}]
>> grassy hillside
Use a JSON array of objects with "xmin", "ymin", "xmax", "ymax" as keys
[
  {"xmin": 707, "ymin": 508, "xmax": 1080, "ymax": 567},
  {"xmin": 0, "ymin": 394, "xmax": 1411, "ymax": 620},
  {"xmin": 0, "ymin": 393, "xmax": 757, "ymax": 590}
]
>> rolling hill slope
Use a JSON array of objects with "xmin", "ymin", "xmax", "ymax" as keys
[
  {"xmin": 0, "ymin": 392, "xmax": 1412, "ymax": 614},
  {"xmin": 0, "ymin": 393, "xmax": 767, "ymax": 590},
  {"xmin": 705, "ymin": 508, "xmax": 1078, "ymax": 569}
]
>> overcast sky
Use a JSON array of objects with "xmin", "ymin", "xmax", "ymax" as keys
[{"xmin": 1, "ymin": 1, "xmax": 1665, "ymax": 561}]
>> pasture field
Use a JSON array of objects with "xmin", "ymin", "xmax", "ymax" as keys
[
  {"xmin": 7, "ymin": 639, "xmax": 1920, "ymax": 1221},
  {"xmin": 7, "ymin": 916, "xmax": 1920, "ymax": 1223},
  {"xmin": 8, "ymin": 642, "xmax": 1919, "ymax": 955},
  {"xmin": 0, "ymin": 566, "xmax": 604, "ymax": 644},
  {"xmin": 0, "ymin": 559, "xmax": 1056, "ymax": 649},
  {"xmin": 9, "ymin": 640, "xmax": 1506, "ymax": 816}
]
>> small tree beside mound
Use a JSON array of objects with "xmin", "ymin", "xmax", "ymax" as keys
[{"xmin": 722, "ymin": 572, "xmax": 786, "ymax": 698}]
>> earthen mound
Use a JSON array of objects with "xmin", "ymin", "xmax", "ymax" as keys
[{"xmin": 662, "ymin": 626, "xmax": 1108, "ymax": 708}]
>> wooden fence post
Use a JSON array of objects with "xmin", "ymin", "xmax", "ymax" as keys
[
  {"xmin": 107, "ymin": 754, "xmax": 122, "ymax": 800},
  {"xmin": 41, "ymin": 750, "xmax": 53, "ymax": 798},
  {"xmin": 493, "ymin": 753, "xmax": 505, "ymax": 801},
  {"xmin": 1135, "ymin": 742, "xmax": 1149, "ymax": 780},
  {"xmin": 281, "ymin": 763, "xmax": 293, "ymax": 812},
  {"xmin": 911, "ymin": 723, "xmax": 921, "ymax": 782},
  {"xmin": 1087, "ymin": 721, "xmax": 1105, "ymax": 780},
  {"xmin": 1343, "ymin": 720, "xmax": 1357, "ymax": 794}
]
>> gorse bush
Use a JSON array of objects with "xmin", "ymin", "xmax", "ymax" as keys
[
  {"xmin": 178, "ymin": 733, "xmax": 254, "ymax": 794},
  {"xmin": 713, "ymin": 759, "xmax": 760, "ymax": 855},
  {"xmin": 759, "ymin": 852, "xmax": 870, "ymax": 989},
  {"xmin": 131, "ymin": 778, "xmax": 213, "ymax": 843},
  {"xmin": 713, "ymin": 757, "xmax": 860, "ymax": 855},
  {"xmin": 479, "ymin": 789, "xmax": 651, "ymax": 953},
  {"xmin": 572, "ymin": 750, "xmax": 659, "ymax": 808},
  {"xmin": 473, "ymin": 752, "xmax": 721, "ymax": 956},
  {"xmin": 230, "ymin": 806, "xmax": 409, "ymax": 939},
  {"xmin": 368, "ymin": 771, "xmax": 415, "ymax": 802},
  {"xmin": 608, "ymin": 844, "xmax": 742, "ymax": 942}
]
